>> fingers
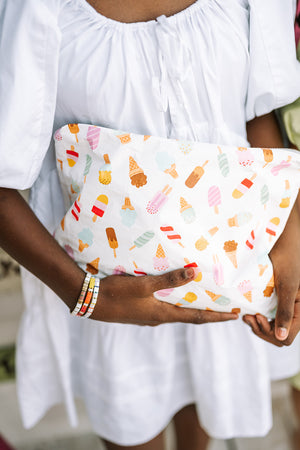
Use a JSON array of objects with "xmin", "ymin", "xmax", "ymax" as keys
[
  {"xmin": 274, "ymin": 277, "xmax": 299, "ymax": 341},
  {"xmin": 243, "ymin": 314, "xmax": 284, "ymax": 347},
  {"xmin": 144, "ymin": 267, "xmax": 196, "ymax": 295}
]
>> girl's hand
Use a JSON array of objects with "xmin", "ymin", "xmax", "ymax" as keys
[
  {"xmin": 90, "ymin": 268, "xmax": 239, "ymax": 325},
  {"xmin": 243, "ymin": 192, "xmax": 300, "ymax": 346}
]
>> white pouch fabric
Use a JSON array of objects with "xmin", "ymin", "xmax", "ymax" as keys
[{"xmin": 54, "ymin": 124, "xmax": 300, "ymax": 318}]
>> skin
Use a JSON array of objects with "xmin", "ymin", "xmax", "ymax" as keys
[{"xmin": 1, "ymin": 1, "xmax": 299, "ymax": 449}]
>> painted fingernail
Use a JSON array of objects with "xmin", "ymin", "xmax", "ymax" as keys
[
  {"xmin": 277, "ymin": 327, "xmax": 288, "ymax": 339},
  {"xmin": 184, "ymin": 268, "xmax": 195, "ymax": 279}
]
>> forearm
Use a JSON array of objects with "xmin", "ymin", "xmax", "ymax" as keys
[
  {"xmin": 246, "ymin": 112, "xmax": 284, "ymax": 148},
  {"xmin": 0, "ymin": 188, "xmax": 84, "ymax": 310}
]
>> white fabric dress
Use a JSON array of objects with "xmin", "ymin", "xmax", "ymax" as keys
[{"xmin": 1, "ymin": 0, "xmax": 300, "ymax": 445}]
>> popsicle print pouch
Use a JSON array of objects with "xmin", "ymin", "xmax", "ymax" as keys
[{"xmin": 54, "ymin": 124, "xmax": 300, "ymax": 318}]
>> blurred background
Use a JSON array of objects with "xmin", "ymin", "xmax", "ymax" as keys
[{"xmin": 0, "ymin": 231, "xmax": 298, "ymax": 450}]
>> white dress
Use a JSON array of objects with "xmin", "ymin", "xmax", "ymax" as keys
[{"xmin": 1, "ymin": 0, "xmax": 300, "ymax": 445}]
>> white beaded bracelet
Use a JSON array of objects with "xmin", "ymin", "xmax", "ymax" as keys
[
  {"xmin": 84, "ymin": 277, "xmax": 100, "ymax": 318},
  {"xmin": 71, "ymin": 273, "xmax": 91, "ymax": 316}
]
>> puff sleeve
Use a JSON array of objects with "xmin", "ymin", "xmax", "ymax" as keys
[
  {"xmin": 0, "ymin": 0, "xmax": 61, "ymax": 189},
  {"xmin": 246, "ymin": 0, "xmax": 300, "ymax": 121}
]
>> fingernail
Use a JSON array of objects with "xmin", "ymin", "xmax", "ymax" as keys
[
  {"xmin": 184, "ymin": 268, "xmax": 195, "ymax": 279},
  {"xmin": 277, "ymin": 327, "xmax": 288, "ymax": 339}
]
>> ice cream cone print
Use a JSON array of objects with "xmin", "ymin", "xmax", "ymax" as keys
[
  {"xmin": 185, "ymin": 161, "xmax": 208, "ymax": 188},
  {"xmin": 205, "ymin": 290, "xmax": 231, "ymax": 305},
  {"xmin": 180, "ymin": 197, "xmax": 196, "ymax": 223},
  {"xmin": 86, "ymin": 257, "xmax": 100, "ymax": 275},
  {"xmin": 208, "ymin": 185, "xmax": 221, "ymax": 213},
  {"xmin": 238, "ymin": 280, "xmax": 253, "ymax": 302},
  {"xmin": 195, "ymin": 236, "xmax": 209, "ymax": 251},
  {"xmin": 87, "ymin": 126, "xmax": 100, "ymax": 150},
  {"xmin": 129, "ymin": 156, "xmax": 147, "ymax": 188},
  {"xmin": 106, "ymin": 227, "xmax": 118, "ymax": 258},
  {"xmin": 66, "ymin": 145, "xmax": 79, "ymax": 167},
  {"xmin": 232, "ymin": 174, "xmax": 257, "ymax": 199},
  {"xmin": 165, "ymin": 163, "xmax": 178, "ymax": 178},
  {"xmin": 117, "ymin": 133, "xmax": 131, "ymax": 144},
  {"xmin": 223, "ymin": 240, "xmax": 238, "ymax": 268},
  {"xmin": 182, "ymin": 292, "xmax": 198, "ymax": 303},
  {"xmin": 266, "ymin": 217, "xmax": 280, "ymax": 241},
  {"xmin": 144, "ymin": 135, "xmax": 150, "ymax": 141},
  {"xmin": 228, "ymin": 212, "xmax": 253, "ymax": 227},
  {"xmin": 68, "ymin": 123, "xmax": 79, "ymax": 142},
  {"xmin": 217, "ymin": 146, "xmax": 229, "ymax": 177},
  {"xmin": 120, "ymin": 197, "xmax": 137, "ymax": 227},
  {"xmin": 263, "ymin": 275, "xmax": 274, "ymax": 297},
  {"xmin": 92, "ymin": 194, "xmax": 108, "ymax": 222},
  {"xmin": 160, "ymin": 225, "xmax": 184, "ymax": 247},
  {"xmin": 153, "ymin": 244, "xmax": 169, "ymax": 271},
  {"xmin": 279, "ymin": 180, "xmax": 291, "ymax": 208},
  {"xmin": 78, "ymin": 228, "xmax": 93, "ymax": 252},
  {"xmin": 262, "ymin": 148, "xmax": 273, "ymax": 167},
  {"xmin": 99, "ymin": 154, "xmax": 112, "ymax": 185},
  {"xmin": 258, "ymin": 264, "xmax": 268, "ymax": 276},
  {"xmin": 146, "ymin": 185, "xmax": 172, "ymax": 214}
]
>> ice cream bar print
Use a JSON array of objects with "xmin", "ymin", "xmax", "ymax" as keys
[
  {"xmin": 185, "ymin": 160, "xmax": 208, "ymax": 188},
  {"xmin": 232, "ymin": 174, "xmax": 257, "ymax": 199},
  {"xmin": 262, "ymin": 148, "xmax": 273, "ymax": 167},
  {"xmin": 68, "ymin": 123, "xmax": 80, "ymax": 142},
  {"xmin": 66, "ymin": 145, "xmax": 79, "ymax": 167},
  {"xmin": 106, "ymin": 227, "xmax": 118, "ymax": 258},
  {"xmin": 92, "ymin": 194, "xmax": 108, "ymax": 222}
]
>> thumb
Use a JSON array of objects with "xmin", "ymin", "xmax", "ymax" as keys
[
  {"xmin": 274, "ymin": 275, "xmax": 298, "ymax": 341},
  {"xmin": 148, "ymin": 267, "xmax": 196, "ymax": 295}
]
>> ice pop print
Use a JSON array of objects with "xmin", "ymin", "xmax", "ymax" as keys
[
  {"xmin": 87, "ymin": 125, "xmax": 100, "ymax": 150},
  {"xmin": 106, "ymin": 227, "xmax": 118, "ymax": 258},
  {"xmin": 84, "ymin": 155, "xmax": 92, "ymax": 183},
  {"xmin": 146, "ymin": 185, "xmax": 172, "ymax": 214},
  {"xmin": 66, "ymin": 145, "xmax": 79, "ymax": 167},
  {"xmin": 91, "ymin": 194, "xmax": 108, "ymax": 222},
  {"xmin": 279, "ymin": 180, "xmax": 291, "ymax": 208},
  {"xmin": 120, "ymin": 197, "xmax": 137, "ymax": 227},
  {"xmin": 179, "ymin": 197, "xmax": 196, "ymax": 223},
  {"xmin": 228, "ymin": 212, "xmax": 253, "ymax": 227},
  {"xmin": 271, "ymin": 155, "xmax": 292, "ymax": 176},
  {"xmin": 236, "ymin": 147, "xmax": 255, "ymax": 167},
  {"xmin": 155, "ymin": 288, "xmax": 174, "ymax": 297},
  {"xmin": 78, "ymin": 228, "xmax": 93, "ymax": 252},
  {"xmin": 232, "ymin": 174, "xmax": 257, "ymax": 199},
  {"xmin": 238, "ymin": 280, "xmax": 253, "ymax": 302},
  {"xmin": 266, "ymin": 217, "xmax": 280, "ymax": 241},
  {"xmin": 213, "ymin": 254, "xmax": 224, "ymax": 286},
  {"xmin": 71, "ymin": 196, "xmax": 81, "ymax": 221},
  {"xmin": 160, "ymin": 225, "xmax": 184, "ymax": 247},
  {"xmin": 155, "ymin": 152, "xmax": 178, "ymax": 178},
  {"xmin": 205, "ymin": 290, "xmax": 231, "ymax": 305},
  {"xmin": 129, "ymin": 156, "xmax": 147, "ymax": 188},
  {"xmin": 260, "ymin": 184, "xmax": 269, "ymax": 210},
  {"xmin": 133, "ymin": 261, "xmax": 147, "ymax": 276},
  {"xmin": 223, "ymin": 240, "xmax": 238, "ymax": 268},
  {"xmin": 129, "ymin": 231, "xmax": 155, "ymax": 251},
  {"xmin": 217, "ymin": 146, "xmax": 229, "ymax": 177},
  {"xmin": 208, "ymin": 185, "xmax": 221, "ymax": 214},
  {"xmin": 262, "ymin": 148, "xmax": 273, "ymax": 167},
  {"xmin": 68, "ymin": 123, "xmax": 80, "ymax": 143},
  {"xmin": 113, "ymin": 265, "xmax": 126, "ymax": 275},
  {"xmin": 99, "ymin": 154, "xmax": 112, "ymax": 185},
  {"xmin": 246, "ymin": 230, "xmax": 255, "ymax": 250},
  {"xmin": 153, "ymin": 244, "xmax": 169, "ymax": 271},
  {"xmin": 185, "ymin": 161, "xmax": 209, "ymax": 188},
  {"xmin": 86, "ymin": 257, "xmax": 100, "ymax": 275},
  {"xmin": 57, "ymin": 159, "xmax": 63, "ymax": 171}
]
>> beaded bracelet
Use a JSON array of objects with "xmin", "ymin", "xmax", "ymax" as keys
[
  {"xmin": 84, "ymin": 277, "xmax": 100, "ymax": 318},
  {"xmin": 78, "ymin": 276, "xmax": 95, "ymax": 317},
  {"xmin": 71, "ymin": 273, "xmax": 91, "ymax": 316}
]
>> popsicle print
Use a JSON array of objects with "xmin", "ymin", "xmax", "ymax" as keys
[
  {"xmin": 91, "ymin": 194, "xmax": 108, "ymax": 222},
  {"xmin": 271, "ymin": 156, "xmax": 292, "ymax": 176},
  {"xmin": 208, "ymin": 185, "xmax": 221, "ymax": 213},
  {"xmin": 146, "ymin": 185, "xmax": 172, "ymax": 214},
  {"xmin": 106, "ymin": 227, "xmax": 118, "ymax": 258},
  {"xmin": 217, "ymin": 146, "xmax": 229, "ymax": 177},
  {"xmin": 232, "ymin": 174, "xmax": 257, "ymax": 199},
  {"xmin": 130, "ymin": 231, "xmax": 155, "ymax": 251},
  {"xmin": 66, "ymin": 145, "xmax": 79, "ymax": 167},
  {"xmin": 185, "ymin": 160, "xmax": 208, "ymax": 188},
  {"xmin": 160, "ymin": 225, "xmax": 184, "ymax": 247},
  {"xmin": 68, "ymin": 123, "xmax": 79, "ymax": 143},
  {"xmin": 87, "ymin": 125, "xmax": 100, "ymax": 150}
]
